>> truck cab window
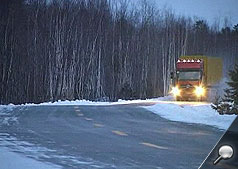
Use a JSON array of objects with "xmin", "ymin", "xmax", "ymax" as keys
[{"xmin": 178, "ymin": 71, "xmax": 201, "ymax": 80}]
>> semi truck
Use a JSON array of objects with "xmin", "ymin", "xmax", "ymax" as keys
[{"xmin": 170, "ymin": 55, "xmax": 223, "ymax": 101}]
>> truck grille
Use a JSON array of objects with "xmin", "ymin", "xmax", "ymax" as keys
[{"xmin": 180, "ymin": 86, "xmax": 195, "ymax": 96}]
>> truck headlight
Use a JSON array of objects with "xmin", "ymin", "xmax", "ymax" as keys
[
  {"xmin": 195, "ymin": 86, "xmax": 205, "ymax": 97},
  {"xmin": 171, "ymin": 86, "xmax": 180, "ymax": 96}
]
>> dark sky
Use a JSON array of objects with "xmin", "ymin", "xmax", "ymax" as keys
[{"xmin": 137, "ymin": 0, "xmax": 238, "ymax": 27}]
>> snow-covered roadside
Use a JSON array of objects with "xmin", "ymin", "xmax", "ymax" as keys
[
  {"xmin": 0, "ymin": 147, "xmax": 61, "ymax": 169},
  {"xmin": 0, "ymin": 104, "xmax": 15, "ymax": 113},
  {"xmin": 143, "ymin": 102, "xmax": 236, "ymax": 130},
  {"xmin": 0, "ymin": 96, "xmax": 174, "ymax": 107}
]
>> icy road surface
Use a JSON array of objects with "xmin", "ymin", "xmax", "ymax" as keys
[{"xmin": 0, "ymin": 98, "xmax": 236, "ymax": 169}]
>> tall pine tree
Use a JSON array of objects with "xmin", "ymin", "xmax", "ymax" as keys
[{"xmin": 212, "ymin": 64, "xmax": 238, "ymax": 115}]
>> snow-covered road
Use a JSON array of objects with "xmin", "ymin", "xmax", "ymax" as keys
[
  {"xmin": 0, "ymin": 106, "xmax": 62, "ymax": 169},
  {"xmin": 0, "ymin": 97, "xmax": 236, "ymax": 169}
]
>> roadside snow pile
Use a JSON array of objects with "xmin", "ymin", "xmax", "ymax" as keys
[
  {"xmin": 1, "ymin": 96, "xmax": 174, "ymax": 106},
  {"xmin": 143, "ymin": 102, "xmax": 236, "ymax": 130},
  {"xmin": 26, "ymin": 99, "xmax": 112, "ymax": 106},
  {"xmin": 0, "ymin": 104, "xmax": 15, "ymax": 114},
  {"xmin": 34, "ymin": 97, "xmax": 169, "ymax": 106},
  {"xmin": 0, "ymin": 105, "xmax": 19, "ymax": 126},
  {"xmin": 2, "ymin": 100, "xmax": 112, "ymax": 107}
]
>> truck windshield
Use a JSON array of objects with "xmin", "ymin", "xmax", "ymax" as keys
[{"xmin": 178, "ymin": 71, "xmax": 201, "ymax": 80}]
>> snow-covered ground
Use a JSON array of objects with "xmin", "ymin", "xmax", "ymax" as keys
[
  {"xmin": 5, "ymin": 95, "xmax": 173, "ymax": 106},
  {"xmin": 143, "ymin": 101, "xmax": 236, "ymax": 130}
]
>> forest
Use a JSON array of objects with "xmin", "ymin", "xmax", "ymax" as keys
[{"xmin": 0, "ymin": 0, "xmax": 238, "ymax": 104}]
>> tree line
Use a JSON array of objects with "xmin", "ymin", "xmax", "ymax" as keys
[{"xmin": 0, "ymin": 0, "xmax": 238, "ymax": 104}]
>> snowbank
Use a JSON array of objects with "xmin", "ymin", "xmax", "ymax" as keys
[
  {"xmin": 0, "ymin": 96, "xmax": 174, "ymax": 107},
  {"xmin": 143, "ymin": 102, "xmax": 236, "ymax": 130},
  {"xmin": 0, "ymin": 104, "xmax": 15, "ymax": 114}
]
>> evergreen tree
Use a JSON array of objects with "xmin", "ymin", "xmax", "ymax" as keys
[{"xmin": 212, "ymin": 64, "xmax": 238, "ymax": 114}]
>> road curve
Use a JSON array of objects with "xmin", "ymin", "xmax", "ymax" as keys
[{"xmin": 0, "ymin": 104, "xmax": 223, "ymax": 169}]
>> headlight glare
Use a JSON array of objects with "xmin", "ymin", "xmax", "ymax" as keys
[
  {"xmin": 171, "ymin": 86, "xmax": 180, "ymax": 96},
  {"xmin": 195, "ymin": 86, "xmax": 205, "ymax": 97}
]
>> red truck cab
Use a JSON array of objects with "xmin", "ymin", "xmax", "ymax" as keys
[{"xmin": 171, "ymin": 59, "xmax": 206, "ymax": 101}]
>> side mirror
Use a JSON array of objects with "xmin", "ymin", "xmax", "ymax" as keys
[{"xmin": 170, "ymin": 72, "xmax": 174, "ymax": 79}]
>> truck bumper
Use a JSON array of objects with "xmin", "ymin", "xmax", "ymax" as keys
[{"xmin": 176, "ymin": 89, "xmax": 205, "ymax": 101}]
